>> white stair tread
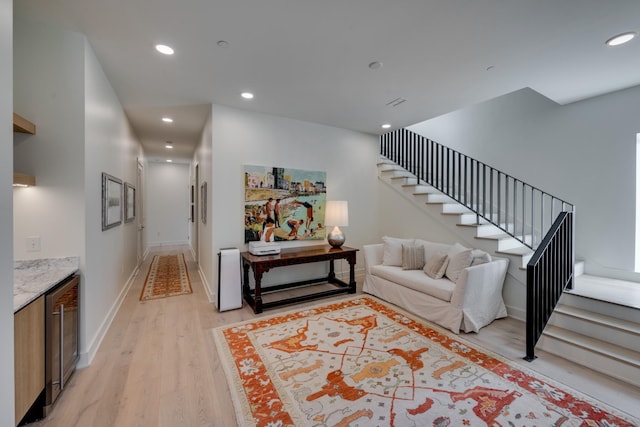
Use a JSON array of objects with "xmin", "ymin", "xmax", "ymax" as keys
[
  {"xmin": 476, "ymin": 232, "xmax": 512, "ymax": 240},
  {"xmin": 544, "ymin": 325, "xmax": 640, "ymax": 367},
  {"xmin": 496, "ymin": 246, "xmax": 533, "ymax": 256},
  {"xmin": 570, "ymin": 275, "xmax": 640, "ymax": 310}
]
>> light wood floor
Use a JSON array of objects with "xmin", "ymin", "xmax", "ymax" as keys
[{"xmin": 30, "ymin": 245, "xmax": 640, "ymax": 426}]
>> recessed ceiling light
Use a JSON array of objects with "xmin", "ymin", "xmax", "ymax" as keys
[
  {"xmin": 381, "ymin": 124, "xmax": 391, "ymax": 129},
  {"xmin": 217, "ymin": 40, "xmax": 230, "ymax": 48},
  {"xmin": 606, "ymin": 32, "xmax": 636, "ymax": 46},
  {"xmin": 241, "ymin": 92, "xmax": 254, "ymax": 99},
  {"xmin": 369, "ymin": 61, "xmax": 383, "ymax": 70},
  {"xmin": 162, "ymin": 117, "xmax": 173, "ymax": 123},
  {"xmin": 166, "ymin": 159, "xmax": 173, "ymax": 163},
  {"xmin": 165, "ymin": 144, "xmax": 173, "ymax": 149},
  {"xmin": 155, "ymin": 44, "xmax": 174, "ymax": 55}
]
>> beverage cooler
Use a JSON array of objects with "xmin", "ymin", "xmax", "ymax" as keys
[{"xmin": 44, "ymin": 275, "xmax": 80, "ymax": 415}]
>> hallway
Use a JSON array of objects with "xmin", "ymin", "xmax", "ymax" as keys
[{"xmin": 31, "ymin": 245, "xmax": 640, "ymax": 426}]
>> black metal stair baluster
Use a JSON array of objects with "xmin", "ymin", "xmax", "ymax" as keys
[{"xmin": 379, "ymin": 129, "xmax": 574, "ymax": 361}]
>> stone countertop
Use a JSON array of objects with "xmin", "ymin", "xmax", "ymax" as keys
[{"xmin": 14, "ymin": 257, "xmax": 80, "ymax": 312}]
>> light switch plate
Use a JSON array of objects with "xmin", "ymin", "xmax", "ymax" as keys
[{"xmin": 26, "ymin": 236, "xmax": 41, "ymax": 252}]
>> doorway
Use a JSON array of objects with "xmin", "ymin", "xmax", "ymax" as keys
[
  {"xmin": 136, "ymin": 160, "xmax": 144, "ymax": 266},
  {"xmin": 195, "ymin": 163, "xmax": 200, "ymax": 265}
]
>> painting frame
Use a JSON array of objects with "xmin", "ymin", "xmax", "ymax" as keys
[
  {"xmin": 244, "ymin": 165, "xmax": 327, "ymax": 243},
  {"xmin": 102, "ymin": 172, "xmax": 123, "ymax": 231},
  {"xmin": 124, "ymin": 182, "xmax": 136, "ymax": 223}
]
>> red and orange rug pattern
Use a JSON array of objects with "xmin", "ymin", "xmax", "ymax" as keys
[
  {"xmin": 140, "ymin": 253, "xmax": 192, "ymax": 301},
  {"xmin": 213, "ymin": 296, "xmax": 638, "ymax": 427}
]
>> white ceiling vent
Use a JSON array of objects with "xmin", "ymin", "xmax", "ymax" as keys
[{"xmin": 386, "ymin": 97, "xmax": 406, "ymax": 107}]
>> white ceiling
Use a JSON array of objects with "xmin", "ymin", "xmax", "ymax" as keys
[{"xmin": 15, "ymin": 0, "xmax": 640, "ymax": 161}]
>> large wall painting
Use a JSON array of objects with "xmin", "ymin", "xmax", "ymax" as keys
[{"xmin": 244, "ymin": 165, "xmax": 327, "ymax": 243}]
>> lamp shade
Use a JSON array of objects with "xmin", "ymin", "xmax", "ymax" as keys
[{"xmin": 325, "ymin": 200, "xmax": 349, "ymax": 227}]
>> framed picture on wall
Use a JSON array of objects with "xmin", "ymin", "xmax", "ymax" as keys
[
  {"xmin": 124, "ymin": 182, "xmax": 136, "ymax": 223},
  {"xmin": 243, "ymin": 165, "xmax": 326, "ymax": 243},
  {"xmin": 102, "ymin": 172, "xmax": 123, "ymax": 230}
]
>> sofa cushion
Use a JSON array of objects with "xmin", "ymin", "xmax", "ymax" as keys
[
  {"xmin": 370, "ymin": 265, "xmax": 455, "ymax": 302},
  {"xmin": 445, "ymin": 243, "xmax": 473, "ymax": 283},
  {"xmin": 402, "ymin": 244, "xmax": 425, "ymax": 270},
  {"xmin": 416, "ymin": 240, "xmax": 452, "ymax": 258},
  {"xmin": 423, "ymin": 252, "xmax": 449, "ymax": 279},
  {"xmin": 382, "ymin": 236, "xmax": 415, "ymax": 266}
]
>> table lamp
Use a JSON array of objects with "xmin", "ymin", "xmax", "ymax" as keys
[{"xmin": 325, "ymin": 200, "xmax": 349, "ymax": 248}]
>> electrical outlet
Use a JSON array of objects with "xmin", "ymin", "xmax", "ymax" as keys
[{"xmin": 26, "ymin": 236, "xmax": 41, "ymax": 252}]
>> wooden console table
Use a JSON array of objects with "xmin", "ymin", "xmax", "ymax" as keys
[{"xmin": 241, "ymin": 245, "xmax": 358, "ymax": 314}]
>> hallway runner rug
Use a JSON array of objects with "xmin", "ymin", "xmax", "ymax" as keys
[
  {"xmin": 140, "ymin": 253, "xmax": 192, "ymax": 301},
  {"xmin": 213, "ymin": 296, "xmax": 638, "ymax": 427}
]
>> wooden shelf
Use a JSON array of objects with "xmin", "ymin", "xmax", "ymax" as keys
[
  {"xmin": 13, "ymin": 113, "xmax": 37, "ymax": 186},
  {"xmin": 13, "ymin": 172, "xmax": 36, "ymax": 187},
  {"xmin": 13, "ymin": 113, "xmax": 36, "ymax": 134}
]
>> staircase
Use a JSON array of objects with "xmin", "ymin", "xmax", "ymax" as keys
[{"xmin": 378, "ymin": 157, "xmax": 640, "ymax": 387}]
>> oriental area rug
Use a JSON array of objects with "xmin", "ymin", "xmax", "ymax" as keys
[
  {"xmin": 213, "ymin": 296, "xmax": 638, "ymax": 427},
  {"xmin": 139, "ymin": 253, "xmax": 192, "ymax": 301}
]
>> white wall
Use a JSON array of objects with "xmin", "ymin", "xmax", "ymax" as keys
[
  {"xmin": 196, "ymin": 104, "xmax": 379, "ymax": 297},
  {"xmin": 147, "ymin": 162, "xmax": 190, "ymax": 246},
  {"xmin": 0, "ymin": 0, "xmax": 14, "ymax": 423},
  {"xmin": 83, "ymin": 40, "xmax": 143, "ymax": 365},
  {"xmin": 409, "ymin": 86, "xmax": 640, "ymax": 282},
  {"xmin": 193, "ymin": 112, "xmax": 212, "ymax": 283}
]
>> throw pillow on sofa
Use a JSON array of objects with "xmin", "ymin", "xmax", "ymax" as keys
[
  {"xmin": 445, "ymin": 243, "xmax": 473, "ymax": 283},
  {"xmin": 402, "ymin": 244, "xmax": 425, "ymax": 270},
  {"xmin": 471, "ymin": 248, "xmax": 492, "ymax": 266},
  {"xmin": 423, "ymin": 252, "xmax": 449, "ymax": 279},
  {"xmin": 382, "ymin": 236, "xmax": 415, "ymax": 266}
]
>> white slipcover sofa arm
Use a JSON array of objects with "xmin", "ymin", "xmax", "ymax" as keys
[
  {"xmin": 363, "ymin": 244, "xmax": 383, "ymax": 274},
  {"xmin": 452, "ymin": 258, "xmax": 509, "ymax": 332}
]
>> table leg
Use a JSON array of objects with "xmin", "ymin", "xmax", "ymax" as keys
[
  {"xmin": 253, "ymin": 268, "xmax": 264, "ymax": 314},
  {"xmin": 328, "ymin": 259, "xmax": 336, "ymax": 281},
  {"xmin": 242, "ymin": 262, "xmax": 251, "ymax": 298},
  {"xmin": 348, "ymin": 256, "xmax": 356, "ymax": 294}
]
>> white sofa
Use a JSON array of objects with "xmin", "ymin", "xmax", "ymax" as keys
[{"xmin": 363, "ymin": 237, "xmax": 509, "ymax": 333}]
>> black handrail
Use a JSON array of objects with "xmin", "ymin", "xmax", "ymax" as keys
[
  {"xmin": 380, "ymin": 129, "xmax": 574, "ymax": 251},
  {"xmin": 525, "ymin": 211, "xmax": 574, "ymax": 360},
  {"xmin": 380, "ymin": 128, "xmax": 575, "ymax": 360}
]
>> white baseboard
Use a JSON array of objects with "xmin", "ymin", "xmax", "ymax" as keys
[
  {"xmin": 199, "ymin": 265, "xmax": 214, "ymax": 303},
  {"xmin": 77, "ymin": 264, "xmax": 140, "ymax": 369},
  {"xmin": 506, "ymin": 304, "xmax": 526, "ymax": 323},
  {"xmin": 147, "ymin": 240, "xmax": 190, "ymax": 247}
]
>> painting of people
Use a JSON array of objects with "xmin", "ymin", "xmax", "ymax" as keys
[{"xmin": 244, "ymin": 165, "xmax": 327, "ymax": 243}]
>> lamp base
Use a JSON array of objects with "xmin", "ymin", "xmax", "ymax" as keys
[{"xmin": 327, "ymin": 226, "xmax": 345, "ymax": 248}]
